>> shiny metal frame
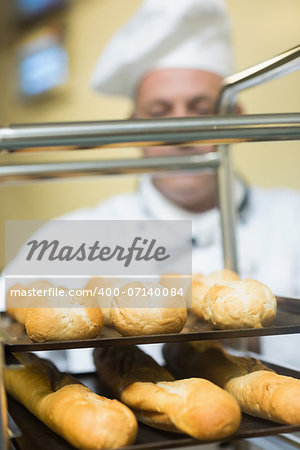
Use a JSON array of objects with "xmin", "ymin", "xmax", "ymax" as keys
[
  {"xmin": 0, "ymin": 45, "xmax": 300, "ymax": 449},
  {"xmin": 0, "ymin": 153, "xmax": 220, "ymax": 183},
  {"xmin": 0, "ymin": 113, "xmax": 299, "ymax": 150},
  {"xmin": 216, "ymin": 45, "xmax": 300, "ymax": 272}
]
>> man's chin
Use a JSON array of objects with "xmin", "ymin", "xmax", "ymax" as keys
[
  {"xmin": 152, "ymin": 174, "xmax": 217, "ymax": 211},
  {"xmin": 154, "ymin": 173, "xmax": 214, "ymax": 191}
]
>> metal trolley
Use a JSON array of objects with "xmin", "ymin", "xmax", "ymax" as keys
[{"xmin": 0, "ymin": 45, "xmax": 300, "ymax": 449}]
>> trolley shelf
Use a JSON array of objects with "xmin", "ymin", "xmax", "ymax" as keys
[
  {"xmin": 1, "ymin": 296, "xmax": 300, "ymax": 352},
  {"xmin": 7, "ymin": 359, "xmax": 300, "ymax": 450}
]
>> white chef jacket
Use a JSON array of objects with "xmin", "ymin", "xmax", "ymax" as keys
[{"xmin": 1, "ymin": 175, "xmax": 300, "ymax": 370}]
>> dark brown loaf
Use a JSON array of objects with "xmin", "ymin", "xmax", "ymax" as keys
[
  {"xmin": 93, "ymin": 345, "xmax": 241, "ymax": 440},
  {"xmin": 163, "ymin": 341, "xmax": 300, "ymax": 425},
  {"xmin": 5, "ymin": 353, "xmax": 137, "ymax": 449}
]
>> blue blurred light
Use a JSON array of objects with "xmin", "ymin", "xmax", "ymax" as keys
[
  {"xmin": 17, "ymin": 0, "xmax": 62, "ymax": 16},
  {"xmin": 19, "ymin": 45, "xmax": 68, "ymax": 96}
]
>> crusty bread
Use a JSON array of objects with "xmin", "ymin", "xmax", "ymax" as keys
[
  {"xmin": 25, "ymin": 306, "xmax": 103, "ymax": 342},
  {"xmin": 191, "ymin": 270, "xmax": 240, "ymax": 319},
  {"xmin": 163, "ymin": 341, "xmax": 300, "ymax": 425},
  {"xmin": 5, "ymin": 353, "xmax": 137, "ymax": 449},
  {"xmin": 6, "ymin": 283, "xmax": 29, "ymax": 325},
  {"xmin": 202, "ymin": 279, "xmax": 276, "ymax": 329},
  {"xmin": 159, "ymin": 273, "xmax": 192, "ymax": 306},
  {"xmin": 6, "ymin": 280, "xmax": 104, "ymax": 341},
  {"xmin": 85, "ymin": 277, "xmax": 114, "ymax": 326},
  {"xmin": 93, "ymin": 345, "xmax": 241, "ymax": 440},
  {"xmin": 25, "ymin": 287, "xmax": 104, "ymax": 342},
  {"xmin": 6, "ymin": 280, "xmax": 53, "ymax": 324},
  {"xmin": 110, "ymin": 281, "xmax": 187, "ymax": 336}
]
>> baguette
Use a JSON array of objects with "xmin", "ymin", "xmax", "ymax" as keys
[
  {"xmin": 5, "ymin": 353, "xmax": 137, "ymax": 449},
  {"xmin": 93, "ymin": 345, "xmax": 241, "ymax": 440},
  {"xmin": 163, "ymin": 341, "xmax": 300, "ymax": 425}
]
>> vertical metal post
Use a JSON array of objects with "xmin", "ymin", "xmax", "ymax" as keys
[
  {"xmin": 217, "ymin": 143, "xmax": 238, "ymax": 272},
  {"xmin": 0, "ymin": 338, "xmax": 9, "ymax": 450},
  {"xmin": 217, "ymin": 144, "xmax": 245, "ymax": 354}
]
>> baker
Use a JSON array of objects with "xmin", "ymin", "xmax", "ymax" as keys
[
  {"xmin": 88, "ymin": 0, "xmax": 300, "ymax": 368},
  {"xmin": 1, "ymin": 0, "xmax": 300, "ymax": 370}
]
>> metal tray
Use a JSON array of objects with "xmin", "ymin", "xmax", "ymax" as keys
[
  {"xmin": 1, "ymin": 296, "xmax": 300, "ymax": 352},
  {"xmin": 7, "ymin": 360, "xmax": 300, "ymax": 450}
]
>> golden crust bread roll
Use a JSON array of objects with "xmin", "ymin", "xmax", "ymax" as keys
[
  {"xmin": 159, "ymin": 273, "xmax": 192, "ymax": 306},
  {"xmin": 25, "ymin": 286, "xmax": 104, "ymax": 342},
  {"xmin": 191, "ymin": 270, "xmax": 240, "ymax": 319},
  {"xmin": 85, "ymin": 277, "xmax": 115, "ymax": 326},
  {"xmin": 5, "ymin": 353, "xmax": 137, "ymax": 449},
  {"xmin": 6, "ymin": 280, "xmax": 53, "ymax": 324},
  {"xmin": 93, "ymin": 345, "xmax": 241, "ymax": 440},
  {"xmin": 110, "ymin": 281, "xmax": 187, "ymax": 336},
  {"xmin": 6, "ymin": 283, "xmax": 29, "ymax": 325},
  {"xmin": 163, "ymin": 341, "xmax": 300, "ymax": 425},
  {"xmin": 202, "ymin": 279, "xmax": 277, "ymax": 329}
]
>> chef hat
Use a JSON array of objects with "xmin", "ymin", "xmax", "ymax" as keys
[{"xmin": 90, "ymin": 0, "xmax": 233, "ymax": 99}]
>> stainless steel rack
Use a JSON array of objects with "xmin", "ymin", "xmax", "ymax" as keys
[{"xmin": 0, "ymin": 44, "xmax": 300, "ymax": 450}]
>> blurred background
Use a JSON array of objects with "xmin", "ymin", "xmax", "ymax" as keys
[{"xmin": 0, "ymin": 0, "xmax": 299, "ymax": 270}]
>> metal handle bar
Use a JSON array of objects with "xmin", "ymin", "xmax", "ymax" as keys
[
  {"xmin": 216, "ymin": 45, "xmax": 300, "ymax": 272},
  {"xmin": 0, "ymin": 113, "xmax": 299, "ymax": 151}
]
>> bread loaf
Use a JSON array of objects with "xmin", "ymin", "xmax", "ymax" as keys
[
  {"xmin": 6, "ymin": 280, "xmax": 53, "ymax": 324},
  {"xmin": 93, "ymin": 345, "xmax": 241, "ymax": 440},
  {"xmin": 202, "ymin": 279, "xmax": 277, "ymax": 329},
  {"xmin": 191, "ymin": 270, "xmax": 240, "ymax": 319},
  {"xmin": 25, "ymin": 286, "xmax": 104, "ymax": 342},
  {"xmin": 159, "ymin": 273, "xmax": 192, "ymax": 306},
  {"xmin": 5, "ymin": 353, "xmax": 138, "ymax": 449},
  {"xmin": 163, "ymin": 341, "xmax": 300, "ymax": 425},
  {"xmin": 85, "ymin": 277, "xmax": 115, "ymax": 326},
  {"xmin": 110, "ymin": 281, "xmax": 187, "ymax": 336},
  {"xmin": 6, "ymin": 280, "xmax": 104, "ymax": 341}
]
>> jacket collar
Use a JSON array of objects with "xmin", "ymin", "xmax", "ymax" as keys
[{"xmin": 139, "ymin": 175, "xmax": 249, "ymax": 246}]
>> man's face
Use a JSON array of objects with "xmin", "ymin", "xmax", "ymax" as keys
[{"xmin": 134, "ymin": 68, "xmax": 223, "ymax": 213}]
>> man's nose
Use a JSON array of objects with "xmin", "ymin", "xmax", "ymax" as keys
[{"xmin": 169, "ymin": 104, "xmax": 190, "ymax": 118}]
